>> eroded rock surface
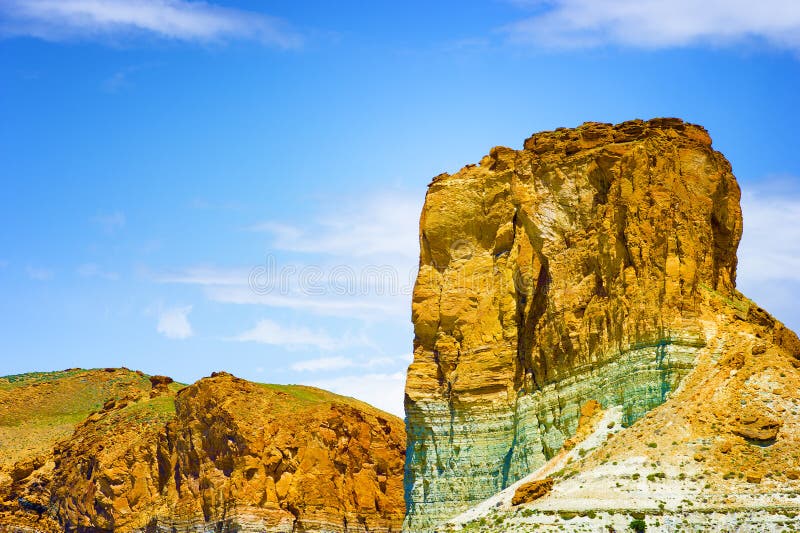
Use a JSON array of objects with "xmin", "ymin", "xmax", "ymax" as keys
[
  {"xmin": 1, "ymin": 370, "xmax": 405, "ymax": 532},
  {"xmin": 403, "ymin": 118, "xmax": 800, "ymax": 529},
  {"xmin": 511, "ymin": 479, "xmax": 552, "ymax": 506}
]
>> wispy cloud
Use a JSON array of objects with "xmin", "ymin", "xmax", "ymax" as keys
[
  {"xmin": 304, "ymin": 372, "xmax": 406, "ymax": 417},
  {"xmin": 90, "ymin": 211, "xmax": 125, "ymax": 234},
  {"xmin": 291, "ymin": 356, "xmax": 356, "ymax": 372},
  {"xmin": 77, "ymin": 262, "xmax": 119, "ymax": 280},
  {"xmin": 151, "ymin": 264, "xmax": 409, "ymax": 321},
  {"xmin": 231, "ymin": 319, "xmax": 370, "ymax": 351},
  {"xmin": 248, "ymin": 192, "xmax": 422, "ymax": 259},
  {"xmin": 290, "ymin": 353, "xmax": 408, "ymax": 372},
  {"xmin": 26, "ymin": 265, "xmax": 53, "ymax": 281},
  {"xmin": 102, "ymin": 63, "xmax": 157, "ymax": 92},
  {"xmin": 738, "ymin": 180, "xmax": 800, "ymax": 284},
  {"xmin": 735, "ymin": 179, "xmax": 800, "ymax": 331},
  {"xmin": 153, "ymin": 191, "xmax": 421, "ymax": 322},
  {"xmin": 0, "ymin": 0, "xmax": 302, "ymax": 48},
  {"xmin": 504, "ymin": 0, "xmax": 800, "ymax": 52},
  {"xmin": 157, "ymin": 305, "xmax": 193, "ymax": 339},
  {"xmin": 103, "ymin": 68, "xmax": 131, "ymax": 92},
  {"xmin": 205, "ymin": 286, "xmax": 404, "ymax": 320},
  {"xmin": 153, "ymin": 266, "xmax": 250, "ymax": 286}
]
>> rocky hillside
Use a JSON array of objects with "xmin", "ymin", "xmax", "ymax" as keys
[
  {"xmin": 0, "ymin": 369, "xmax": 405, "ymax": 532},
  {"xmin": 404, "ymin": 118, "xmax": 800, "ymax": 530}
]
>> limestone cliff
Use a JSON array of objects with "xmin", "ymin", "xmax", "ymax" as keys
[
  {"xmin": 0, "ymin": 369, "xmax": 405, "ymax": 532},
  {"xmin": 404, "ymin": 118, "xmax": 800, "ymax": 529}
]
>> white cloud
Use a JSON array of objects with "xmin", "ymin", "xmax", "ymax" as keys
[
  {"xmin": 152, "ymin": 263, "xmax": 412, "ymax": 321},
  {"xmin": 157, "ymin": 305, "xmax": 193, "ymax": 339},
  {"xmin": 150, "ymin": 190, "xmax": 419, "ymax": 397},
  {"xmin": 291, "ymin": 356, "xmax": 356, "ymax": 372},
  {"xmin": 77, "ymin": 262, "xmax": 119, "ymax": 280},
  {"xmin": 304, "ymin": 372, "xmax": 407, "ymax": 417},
  {"xmin": 26, "ymin": 265, "xmax": 53, "ymax": 281},
  {"xmin": 0, "ymin": 0, "xmax": 301, "ymax": 47},
  {"xmin": 90, "ymin": 211, "xmax": 125, "ymax": 234},
  {"xmin": 205, "ymin": 285, "xmax": 404, "ymax": 320},
  {"xmin": 736, "ymin": 180, "xmax": 800, "ymax": 331},
  {"xmin": 153, "ymin": 266, "xmax": 250, "ymax": 286},
  {"xmin": 153, "ymin": 191, "xmax": 421, "ymax": 324},
  {"xmin": 290, "ymin": 353, "xmax": 407, "ymax": 372},
  {"xmin": 504, "ymin": 0, "xmax": 800, "ymax": 52},
  {"xmin": 738, "ymin": 183, "xmax": 800, "ymax": 284},
  {"xmin": 248, "ymin": 192, "xmax": 422, "ymax": 259},
  {"xmin": 232, "ymin": 319, "xmax": 370, "ymax": 351}
]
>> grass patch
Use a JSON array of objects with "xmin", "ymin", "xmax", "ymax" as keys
[
  {"xmin": 260, "ymin": 383, "xmax": 343, "ymax": 404},
  {"xmin": 0, "ymin": 369, "xmax": 87, "ymax": 391}
]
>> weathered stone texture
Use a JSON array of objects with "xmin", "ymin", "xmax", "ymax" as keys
[
  {"xmin": 511, "ymin": 478, "xmax": 553, "ymax": 506},
  {"xmin": 404, "ymin": 118, "xmax": 747, "ymax": 529},
  {"xmin": 1, "ymin": 371, "xmax": 406, "ymax": 532}
]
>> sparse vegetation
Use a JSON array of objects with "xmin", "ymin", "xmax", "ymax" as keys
[{"xmin": 629, "ymin": 518, "xmax": 647, "ymax": 532}]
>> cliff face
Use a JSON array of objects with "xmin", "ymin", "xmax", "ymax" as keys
[
  {"xmin": 403, "ymin": 119, "xmax": 797, "ymax": 529},
  {"xmin": 0, "ymin": 370, "xmax": 405, "ymax": 532}
]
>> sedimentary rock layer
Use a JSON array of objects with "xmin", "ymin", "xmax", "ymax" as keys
[
  {"xmin": 0, "ymin": 370, "xmax": 405, "ymax": 532},
  {"xmin": 403, "ymin": 118, "xmax": 748, "ymax": 529}
]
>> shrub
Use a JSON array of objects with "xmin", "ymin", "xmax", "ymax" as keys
[{"xmin": 630, "ymin": 518, "xmax": 647, "ymax": 532}]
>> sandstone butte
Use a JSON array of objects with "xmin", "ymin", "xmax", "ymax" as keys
[
  {"xmin": 4, "ymin": 119, "xmax": 800, "ymax": 533},
  {"xmin": 0, "ymin": 369, "xmax": 405, "ymax": 532},
  {"xmin": 404, "ymin": 118, "xmax": 800, "ymax": 530}
]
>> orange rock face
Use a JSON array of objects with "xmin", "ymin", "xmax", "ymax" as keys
[
  {"xmin": 403, "ymin": 118, "xmax": 800, "ymax": 529},
  {"xmin": 511, "ymin": 478, "xmax": 553, "ymax": 506},
  {"xmin": 0, "ymin": 370, "xmax": 405, "ymax": 532}
]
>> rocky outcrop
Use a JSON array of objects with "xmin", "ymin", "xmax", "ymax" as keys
[
  {"xmin": 1, "ymin": 370, "xmax": 405, "ymax": 532},
  {"xmin": 403, "ymin": 118, "xmax": 795, "ymax": 529},
  {"xmin": 511, "ymin": 478, "xmax": 552, "ymax": 506},
  {"xmin": 0, "ymin": 368, "xmax": 155, "ymax": 471}
]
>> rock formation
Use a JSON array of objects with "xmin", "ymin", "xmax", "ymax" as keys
[
  {"xmin": 510, "ymin": 478, "xmax": 552, "ymax": 506},
  {"xmin": 404, "ymin": 118, "xmax": 800, "ymax": 529},
  {"xmin": 0, "ymin": 369, "xmax": 405, "ymax": 532}
]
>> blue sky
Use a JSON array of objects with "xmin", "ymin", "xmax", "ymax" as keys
[{"xmin": 1, "ymin": 0, "xmax": 799, "ymax": 416}]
